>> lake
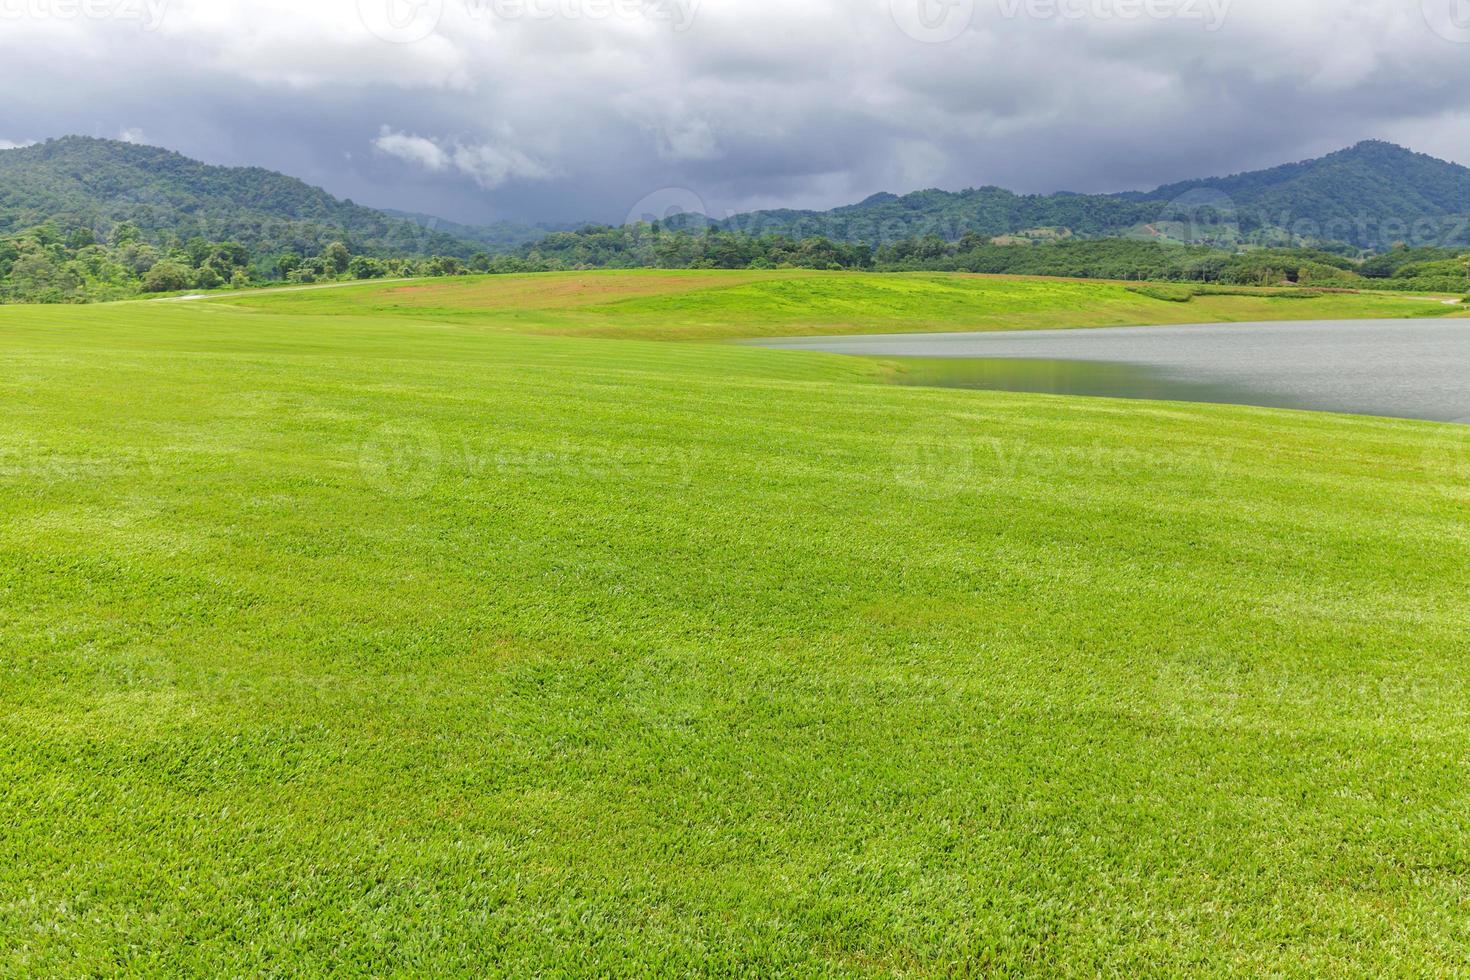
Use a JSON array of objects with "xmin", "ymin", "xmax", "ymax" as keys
[{"xmin": 755, "ymin": 319, "xmax": 1470, "ymax": 423}]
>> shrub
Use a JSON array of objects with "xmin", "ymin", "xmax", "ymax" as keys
[
  {"xmin": 141, "ymin": 260, "xmax": 193, "ymax": 293},
  {"xmin": 1125, "ymin": 284, "xmax": 1196, "ymax": 302}
]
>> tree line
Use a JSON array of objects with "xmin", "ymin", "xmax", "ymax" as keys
[
  {"xmin": 4, "ymin": 219, "xmax": 1468, "ymax": 304},
  {"xmin": 505, "ymin": 224, "xmax": 1470, "ymax": 292},
  {"xmin": 0, "ymin": 222, "xmax": 501, "ymax": 303}
]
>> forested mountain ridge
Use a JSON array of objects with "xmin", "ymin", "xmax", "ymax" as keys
[
  {"xmin": 700, "ymin": 186, "xmax": 1156, "ymax": 244},
  {"xmin": 0, "ymin": 136, "xmax": 477, "ymax": 258},
  {"xmin": 379, "ymin": 209, "xmax": 580, "ymax": 254},
  {"xmin": 8, "ymin": 136, "xmax": 1470, "ymax": 262},
  {"xmin": 1135, "ymin": 141, "xmax": 1470, "ymax": 212},
  {"xmin": 4, "ymin": 136, "xmax": 1469, "ymax": 304},
  {"xmin": 691, "ymin": 141, "xmax": 1470, "ymax": 251}
]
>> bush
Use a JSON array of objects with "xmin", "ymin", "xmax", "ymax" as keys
[
  {"xmin": 1125, "ymin": 284, "xmax": 1195, "ymax": 302},
  {"xmin": 348, "ymin": 256, "xmax": 386, "ymax": 280},
  {"xmin": 141, "ymin": 260, "xmax": 193, "ymax": 293}
]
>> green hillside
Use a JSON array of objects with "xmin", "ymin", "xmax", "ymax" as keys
[
  {"xmin": 380, "ymin": 208, "xmax": 577, "ymax": 255},
  {"xmin": 697, "ymin": 141, "xmax": 1470, "ymax": 250},
  {"xmin": 218, "ymin": 270, "xmax": 1466, "ymax": 341},
  {"xmin": 0, "ymin": 137, "xmax": 477, "ymax": 258}
]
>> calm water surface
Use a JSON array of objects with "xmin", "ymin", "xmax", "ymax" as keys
[{"xmin": 756, "ymin": 319, "xmax": 1470, "ymax": 423}]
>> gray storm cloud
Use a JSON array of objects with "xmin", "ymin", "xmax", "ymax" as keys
[{"xmin": 2, "ymin": 0, "xmax": 1470, "ymax": 224}]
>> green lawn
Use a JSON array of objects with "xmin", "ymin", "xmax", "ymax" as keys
[
  {"xmin": 218, "ymin": 269, "xmax": 1467, "ymax": 340},
  {"xmin": 3, "ymin": 275, "xmax": 1469, "ymax": 974}
]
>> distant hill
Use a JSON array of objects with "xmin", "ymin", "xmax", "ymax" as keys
[
  {"xmin": 686, "ymin": 141, "xmax": 1470, "ymax": 251},
  {"xmin": 8, "ymin": 137, "xmax": 1470, "ymax": 260},
  {"xmin": 380, "ymin": 209, "xmax": 581, "ymax": 255},
  {"xmin": 0, "ymin": 136, "xmax": 479, "ymax": 257},
  {"xmin": 697, "ymin": 187, "xmax": 1156, "ymax": 245}
]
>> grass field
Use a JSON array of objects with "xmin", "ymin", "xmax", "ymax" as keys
[
  {"xmin": 3, "ymin": 272, "xmax": 1470, "ymax": 974},
  {"xmin": 219, "ymin": 269, "xmax": 1467, "ymax": 340}
]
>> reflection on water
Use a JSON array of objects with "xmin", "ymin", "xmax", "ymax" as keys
[
  {"xmin": 756, "ymin": 320, "xmax": 1470, "ymax": 422},
  {"xmin": 886, "ymin": 358, "xmax": 1310, "ymax": 413}
]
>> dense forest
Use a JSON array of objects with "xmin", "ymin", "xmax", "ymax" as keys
[
  {"xmin": 0, "ymin": 222, "xmax": 494, "ymax": 303},
  {"xmin": 500, "ymin": 225, "xmax": 1470, "ymax": 292},
  {"xmin": 6, "ymin": 218, "xmax": 1464, "ymax": 304}
]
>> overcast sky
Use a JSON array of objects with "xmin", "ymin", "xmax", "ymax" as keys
[{"xmin": 3, "ymin": 0, "xmax": 1470, "ymax": 224}]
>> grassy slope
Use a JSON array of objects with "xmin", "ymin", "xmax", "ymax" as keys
[
  {"xmin": 218, "ymin": 269, "xmax": 1467, "ymax": 340},
  {"xmin": 2, "ymin": 280, "xmax": 1470, "ymax": 973}
]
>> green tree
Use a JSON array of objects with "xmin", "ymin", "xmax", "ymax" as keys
[
  {"xmin": 208, "ymin": 243, "xmax": 250, "ymax": 271},
  {"xmin": 141, "ymin": 260, "xmax": 193, "ymax": 293},
  {"xmin": 348, "ymin": 256, "xmax": 386, "ymax": 280},
  {"xmin": 323, "ymin": 242, "xmax": 351, "ymax": 275},
  {"xmin": 117, "ymin": 242, "xmax": 160, "ymax": 276},
  {"xmin": 109, "ymin": 222, "xmax": 142, "ymax": 246},
  {"xmin": 185, "ymin": 237, "xmax": 212, "ymax": 268}
]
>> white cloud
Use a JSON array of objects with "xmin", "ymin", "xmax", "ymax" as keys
[
  {"xmin": 0, "ymin": 139, "xmax": 36, "ymax": 150},
  {"xmin": 450, "ymin": 142, "xmax": 553, "ymax": 189},
  {"xmin": 154, "ymin": 0, "xmax": 472, "ymax": 90},
  {"xmin": 374, "ymin": 126, "xmax": 552, "ymax": 189},
  {"xmin": 118, "ymin": 128, "xmax": 148, "ymax": 144},
  {"xmin": 373, "ymin": 126, "xmax": 450, "ymax": 171}
]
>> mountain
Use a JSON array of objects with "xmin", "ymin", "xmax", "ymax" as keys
[
  {"xmin": 691, "ymin": 141, "xmax": 1470, "ymax": 251},
  {"xmin": 1130, "ymin": 141, "xmax": 1470, "ymax": 247},
  {"xmin": 380, "ymin": 209, "xmax": 583, "ymax": 255},
  {"xmin": 0, "ymin": 136, "xmax": 479, "ymax": 258},
  {"xmin": 7, "ymin": 137, "xmax": 1469, "ymax": 261},
  {"xmin": 702, "ymin": 187, "xmax": 1157, "ymax": 245}
]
